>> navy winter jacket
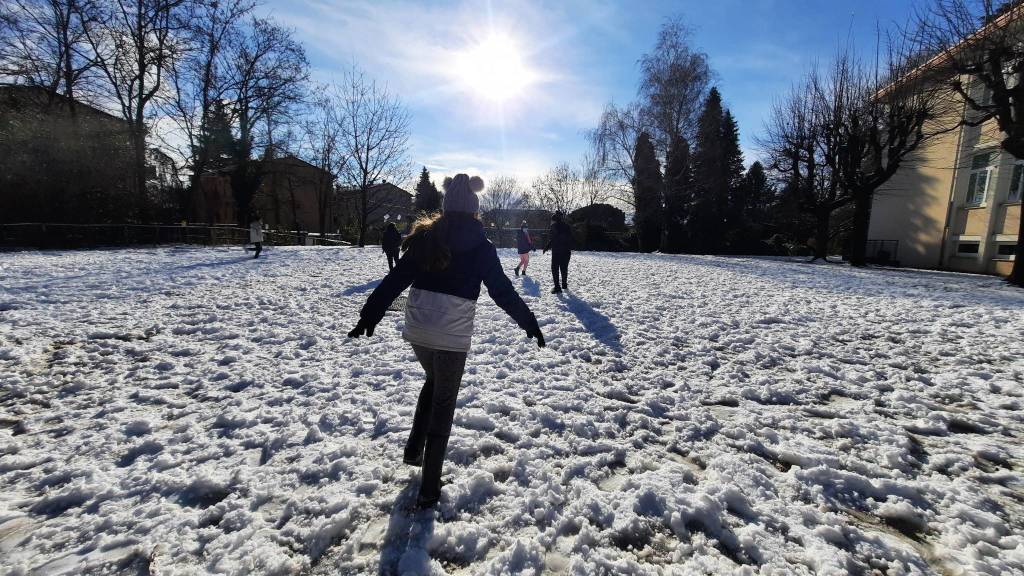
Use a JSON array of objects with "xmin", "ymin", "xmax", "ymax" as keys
[
  {"xmin": 382, "ymin": 226, "xmax": 402, "ymax": 254},
  {"xmin": 516, "ymin": 228, "xmax": 533, "ymax": 254},
  {"xmin": 360, "ymin": 217, "xmax": 538, "ymax": 351}
]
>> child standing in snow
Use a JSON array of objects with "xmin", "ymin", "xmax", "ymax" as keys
[
  {"xmin": 382, "ymin": 221, "xmax": 402, "ymax": 271},
  {"xmin": 249, "ymin": 214, "xmax": 264, "ymax": 259},
  {"xmin": 543, "ymin": 212, "xmax": 573, "ymax": 293},
  {"xmin": 514, "ymin": 221, "xmax": 532, "ymax": 276},
  {"xmin": 348, "ymin": 173, "xmax": 545, "ymax": 509}
]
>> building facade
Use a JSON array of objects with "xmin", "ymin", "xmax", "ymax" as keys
[
  {"xmin": 195, "ymin": 156, "xmax": 335, "ymax": 233},
  {"xmin": 335, "ymin": 182, "xmax": 414, "ymax": 243},
  {"xmin": 868, "ymin": 85, "xmax": 1021, "ymax": 276},
  {"xmin": 0, "ymin": 84, "xmax": 135, "ymax": 223}
]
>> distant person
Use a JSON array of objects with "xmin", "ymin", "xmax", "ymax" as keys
[
  {"xmin": 348, "ymin": 173, "xmax": 545, "ymax": 509},
  {"xmin": 382, "ymin": 221, "xmax": 402, "ymax": 270},
  {"xmin": 514, "ymin": 220, "xmax": 533, "ymax": 276},
  {"xmin": 543, "ymin": 212, "xmax": 573, "ymax": 293},
  {"xmin": 249, "ymin": 214, "xmax": 264, "ymax": 259}
]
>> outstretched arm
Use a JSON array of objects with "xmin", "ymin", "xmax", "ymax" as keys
[
  {"xmin": 350, "ymin": 248, "xmax": 418, "ymax": 336},
  {"xmin": 479, "ymin": 243, "xmax": 545, "ymax": 347}
]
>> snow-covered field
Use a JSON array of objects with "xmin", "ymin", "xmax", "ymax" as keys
[{"xmin": 1, "ymin": 246, "xmax": 1022, "ymax": 576}]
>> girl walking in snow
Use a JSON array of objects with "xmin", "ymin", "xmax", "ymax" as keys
[
  {"xmin": 514, "ymin": 220, "xmax": 532, "ymax": 276},
  {"xmin": 348, "ymin": 173, "xmax": 545, "ymax": 509},
  {"xmin": 249, "ymin": 214, "xmax": 264, "ymax": 259}
]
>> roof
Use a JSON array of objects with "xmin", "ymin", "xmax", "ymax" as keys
[
  {"xmin": 338, "ymin": 182, "xmax": 412, "ymax": 198},
  {"xmin": 484, "ymin": 207, "xmax": 551, "ymax": 216},
  {"xmin": 0, "ymin": 83, "xmax": 126, "ymax": 123},
  {"xmin": 200, "ymin": 155, "xmax": 333, "ymax": 177},
  {"xmin": 879, "ymin": 5, "xmax": 1023, "ymax": 97}
]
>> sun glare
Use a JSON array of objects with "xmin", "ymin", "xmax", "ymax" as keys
[{"xmin": 455, "ymin": 33, "xmax": 536, "ymax": 102}]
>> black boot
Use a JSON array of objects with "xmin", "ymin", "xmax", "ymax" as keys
[
  {"xmin": 551, "ymin": 286, "xmax": 562, "ymax": 294},
  {"xmin": 416, "ymin": 434, "xmax": 449, "ymax": 509},
  {"xmin": 514, "ymin": 264, "xmax": 520, "ymax": 277}
]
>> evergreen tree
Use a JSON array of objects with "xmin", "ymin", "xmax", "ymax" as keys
[
  {"xmin": 195, "ymin": 99, "xmax": 239, "ymax": 172},
  {"xmin": 633, "ymin": 131, "xmax": 663, "ymax": 252},
  {"xmin": 742, "ymin": 161, "xmax": 770, "ymax": 222},
  {"xmin": 414, "ymin": 166, "xmax": 441, "ymax": 213},
  {"xmin": 721, "ymin": 109, "xmax": 746, "ymax": 231},
  {"xmin": 690, "ymin": 88, "xmax": 727, "ymax": 253},
  {"xmin": 662, "ymin": 134, "xmax": 694, "ymax": 253}
]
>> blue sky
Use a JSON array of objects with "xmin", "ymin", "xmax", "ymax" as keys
[{"xmin": 260, "ymin": 0, "xmax": 917, "ymax": 185}]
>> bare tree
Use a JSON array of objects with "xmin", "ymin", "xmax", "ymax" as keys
[
  {"xmin": 841, "ymin": 40, "xmax": 956, "ymax": 266},
  {"xmin": 335, "ymin": 67, "xmax": 411, "ymax": 247},
  {"xmin": 481, "ymin": 174, "xmax": 529, "ymax": 214},
  {"xmin": 299, "ymin": 85, "xmax": 345, "ymax": 237},
  {"xmin": 578, "ymin": 150, "xmax": 610, "ymax": 206},
  {"xmin": 532, "ymin": 162, "xmax": 582, "ymax": 215},
  {"xmin": 164, "ymin": 0, "xmax": 253, "ymax": 204},
  {"xmin": 83, "ymin": 0, "xmax": 190, "ymax": 217},
  {"xmin": 761, "ymin": 69, "xmax": 846, "ymax": 262},
  {"xmin": 911, "ymin": 0, "xmax": 1024, "ymax": 284},
  {"xmin": 587, "ymin": 102, "xmax": 647, "ymax": 208},
  {"xmin": 480, "ymin": 174, "xmax": 528, "ymax": 244},
  {"xmin": 637, "ymin": 17, "xmax": 712, "ymax": 156},
  {"xmin": 0, "ymin": 0, "xmax": 102, "ymax": 108},
  {"xmin": 226, "ymin": 16, "xmax": 308, "ymax": 220}
]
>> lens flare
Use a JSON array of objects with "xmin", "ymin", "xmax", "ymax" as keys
[{"xmin": 455, "ymin": 33, "xmax": 537, "ymax": 102}]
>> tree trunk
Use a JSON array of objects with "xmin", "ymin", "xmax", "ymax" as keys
[
  {"xmin": 133, "ymin": 125, "xmax": 148, "ymax": 222},
  {"xmin": 357, "ymin": 186, "xmax": 367, "ymax": 247},
  {"xmin": 812, "ymin": 210, "xmax": 830, "ymax": 262},
  {"xmin": 848, "ymin": 191, "xmax": 871, "ymax": 267},
  {"xmin": 1010, "ymin": 210, "xmax": 1024, "ymax": 287}
]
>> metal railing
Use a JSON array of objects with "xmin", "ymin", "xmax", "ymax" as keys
[{"xmin": 0, "ymin": 223, "xmax": 352, "ymax": 250}]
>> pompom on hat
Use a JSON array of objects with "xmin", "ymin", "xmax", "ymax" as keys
[{"xmin": 442, "ymin": 173, "xmax": 484, "ymax": 214}]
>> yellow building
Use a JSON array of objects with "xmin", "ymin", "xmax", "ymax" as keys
[{"xmin": 869, "ymin": 86, "xmax": 1021, "ymax": 276}]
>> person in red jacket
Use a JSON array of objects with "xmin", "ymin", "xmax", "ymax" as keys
[{"xmin": 348, "ymin": 174, "xmax": 545, "ymax": 508}]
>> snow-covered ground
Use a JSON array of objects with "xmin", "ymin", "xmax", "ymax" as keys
[{"xmin": 1, "ymin": 246, "xmax": 1022, "ymax": 576}]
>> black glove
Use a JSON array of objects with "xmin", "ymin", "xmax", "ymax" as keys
[
  {"xmin": 527, "ymin": 326, "xmax": 545, "ymax": 348},
  {"xmin": 347, "ymin": 318, "xmax": 376, "ymax": 338}
]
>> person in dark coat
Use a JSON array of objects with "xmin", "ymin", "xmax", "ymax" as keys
[
  {"xmin": 543, "ymin": 212, "xmax": 573, "ymax": 294},
  {"xmin": 514, "ymin": 220, "xmax": 533, "ymax": 277},
  {"xmin": 348, "ymin": 173, "xmax": 545, "ymax": 509},
  {"xmin": 382, "ymin": 221, "xmax": 402, "ymax": 270}
]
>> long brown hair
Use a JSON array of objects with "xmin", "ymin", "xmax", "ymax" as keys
[{"xmin": 402, "ymin": 211, "xmax": 480, "ymax": 272}]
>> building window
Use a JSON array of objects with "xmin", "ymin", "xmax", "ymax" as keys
[
  {"xmin": 996, "ymin": 243, "xmax": 1018, "ymax": 259},
  {"xmin": 969, "ymin": 78, "xmax": 992, "ymax": 106},
  {"xmin": 1011, "ymin": 161, "xmax": 1024, "ymax": 202},
  {"xmin": 967, "ymin": 152, "xmax": 995, "ymax": 205},
  {"xmin": 957, "ymin": 241, "xmax": 980, "ymax": 256}
]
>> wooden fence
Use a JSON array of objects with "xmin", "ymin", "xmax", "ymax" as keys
[{"xmin": 0, "ymin": 223, "xmax": 351, "ymax": 250}]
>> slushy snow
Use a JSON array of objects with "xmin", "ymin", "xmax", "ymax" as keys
[{"xmin": 1, "ymin": 246, "xmax": 1022, "ymax": 575}]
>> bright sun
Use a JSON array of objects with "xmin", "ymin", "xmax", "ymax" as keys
[{"xmin": 455, "ymin": 34, "xmax": 536, "ymax": 102}]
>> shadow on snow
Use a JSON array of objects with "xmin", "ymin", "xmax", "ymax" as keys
[
  {"xmin": 377, "ymin": 482, "xmax": 436, "ymax": 576},
  {"xmin": 520, "ymin": 275, "xmax": 541, "ymax": 297},
  {"xmin": 561, "ymin": 292, "xmax": 622, "ymax": 353},
  {"xmin": 342, "ymin": 279, "xmax": 382, "ymax": 296}
]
